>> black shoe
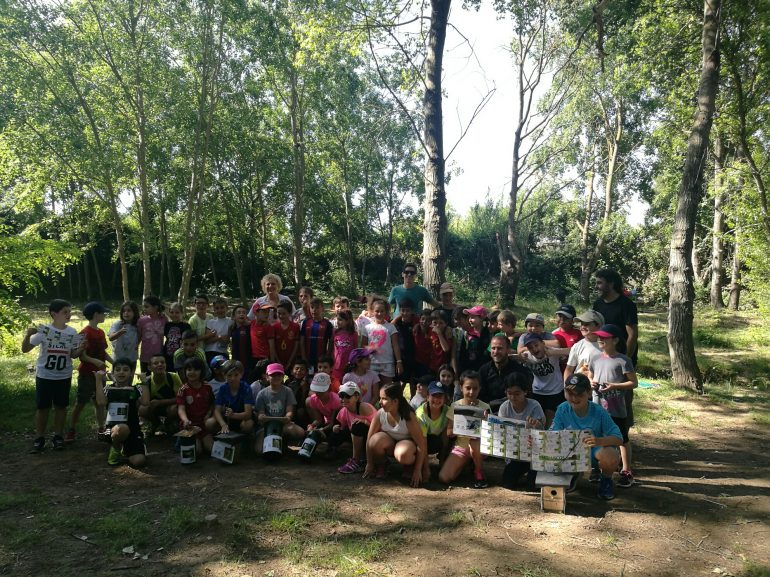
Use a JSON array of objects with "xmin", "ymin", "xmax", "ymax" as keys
[
  {"xmin": 52, "ymin": 435, "xmax": 65, "ymax": 450},
  {"xmin": 31, "ymin": 437, "xmax": 46, "ymax": 453}
]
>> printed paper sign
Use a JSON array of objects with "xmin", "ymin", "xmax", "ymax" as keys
[
  {"xmin": 452, "ymin": 406, "xmax": 485, "ymax": 438},
  {"xmin": 530, "ymin": 429, "xmax": 591, "ymax": 473},
  {"xmin": 480, "ymin": 416, "xmax": 531, "ymax": 461}
]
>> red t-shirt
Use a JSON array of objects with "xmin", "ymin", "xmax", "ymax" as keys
[
  {"xmin": 271, "ymin": 320, "xmax": 300, "ymax": 368},
  {"xmin": 78, "ymin": 325, "xmax": 108, "ymax": 374},
  {"xmin": 250, "ymin": 320, "xmax": 273, "ymax": 359},
  {"xmin": 413, "ymin": 328, "xmax": 432, "ymax": 367},
  {"xmin": 176, "ymin": 383, "xmax": 214, "ymax": 428},
  {"xmin": 428, "ymin": 330, "xmax": 452, "ymax": 374},
  {"xmin": 553, "ymin": 327, "xmax": 583, "ymax": 349}
]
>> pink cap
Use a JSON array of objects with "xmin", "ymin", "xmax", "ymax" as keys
[
  {"xmin": 266, "ymin": 363, "xmax": 285, "ymax": 375},
  {"xmin": 463, "ymin": 305, "xmax": 488, "ymax": 317}
]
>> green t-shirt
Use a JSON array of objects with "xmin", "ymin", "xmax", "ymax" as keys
[{"xmin": 415, "ymin": 403, "xmax": 449, "ymax": 436}]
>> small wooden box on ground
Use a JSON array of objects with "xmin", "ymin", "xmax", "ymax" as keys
[{"xmin": 536, "ymin": 472, "xmax": 573, "ymax": 514}]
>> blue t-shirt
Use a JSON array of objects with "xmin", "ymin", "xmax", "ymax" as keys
[
  {"xmin": 215, "ymin": 382, "xmax": 255, "ymax": 413},
  {"xmin": 550, "ymin": 400, "xmax": 622, "ymax": 441},
  {"xmin": 388, "ymin": 285, "xmax": 435, "ymax": 316}
]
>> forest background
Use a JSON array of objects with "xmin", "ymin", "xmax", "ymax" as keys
[{"xmin": 1, "ymin": 0, "xmax": 768, "ymax": 389}]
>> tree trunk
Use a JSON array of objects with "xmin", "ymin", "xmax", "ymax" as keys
[
  {"xmin": 220, "ymin": 182, "xmax": 248, "ymax": 302},
  {"xmin": 709, "ymin": 133, "xmax": 726, "ymax": 308},
  {"xmin": 91, "ymin": 247, "xmax": 105, "ymax": 302},
  {"xmin": 667, "ymin": 0, "xmax": 720, "ymax": 393},
  {"xmin": 578, "ymin": 148, "xmax": 597, "ymax": 303},
  {"xmin": 82, "ymin": 249, "xmax": 92, "ymax": 301},
  {"xmin": 290, "ymin": 67, "xmax": 306, "ymax": 287},
  {"xmin": 421, "ymin": 0, "xmax": 450, "ymax": 299},
  {"xmin": 385, "ymin": 171, "xmax": 395, "ymax": 284},
  {"xmin": 340, "ymin": 142, "xmax": 356, "ymax": 296},
  {"xmin": 728, "ymin": 230, "xmax": 741, "ymax": 311}
]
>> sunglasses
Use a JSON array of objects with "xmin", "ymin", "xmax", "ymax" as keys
[
  {"xmin": 403, "ymin": 270, "xmax": 417, "ymax": 276},
  {"xmin": 339, "ymin": 393, "xmax": 352, "ymax": 399}
]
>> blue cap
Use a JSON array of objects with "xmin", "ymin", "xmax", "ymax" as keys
[
  {"xmin": 209, "ymin": 355, "xmax": 227, "ymax": 370},
  {"xmin": 520, "ymin": 332, "xmax": 543, "ymax": 347},
  {"xmin": 427, "ymin": 382, "xmax": 445, "ymax": 396}
]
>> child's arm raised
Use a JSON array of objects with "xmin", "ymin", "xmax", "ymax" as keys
[
  {"xmin": 21, "ymin": 326, "xmax": 37, "ymax": 353},
  {"xmin": 543, "ymin": 346, "xmax": 570, "ymax": 358}
]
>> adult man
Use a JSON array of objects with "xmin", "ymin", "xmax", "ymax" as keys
[
  {"xmin": 478, "ymin": 334, "xmax": 531, "ymax": 412},
  {"xmin": 592, "ymin": 269, "xmax": 638, "ymax": 363},
  {"xmin": 388, "ymin": 263, "xmax": 440, "ymax": 317}
]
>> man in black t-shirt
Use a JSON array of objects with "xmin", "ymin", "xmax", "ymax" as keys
[
  {"xmin": 592, "ymin": 269, "xmax": 638, "ymax": 364},
  {"xmin": 478, "ymin": 335, "xmax": 531, "ymax": 413}
]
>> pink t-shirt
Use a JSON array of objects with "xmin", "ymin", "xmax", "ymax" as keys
[
  {"xmin": 138, "ymin": 314, "xmax": 168, "ymax": 362},
  {"xmin": 336, "ymin": 402, "xmax": 376, "ymax": 430},
  {"xmin": 342, "ymin": 370, "xmax": 380, "ymax": 403},
  {"xmin": 332, "ymin": 330, "xmax": 357, "ymax": 381},
  {"xmin": 307, "ymin": 392, "xmax": 342, "ymax": 425}
]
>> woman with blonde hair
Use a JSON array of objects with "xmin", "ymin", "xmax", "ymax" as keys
[{"xmin": 247, "ymin": 273, "xmax": 295, "ymax": 324}]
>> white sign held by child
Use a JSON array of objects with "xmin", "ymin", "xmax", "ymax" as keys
[
  {"xmin": 530, "ymin": 429, "xmax": 591, "ymax": 473},
  {"xmin": 452, "ymin": 406, "xmax": 485, "ymax": 438},
  {"xmin": 480, "ymin": 416, "xmax": 531, "ymax": 461}
]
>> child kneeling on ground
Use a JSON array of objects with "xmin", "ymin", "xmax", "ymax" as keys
[
  {"xmin": 254, "ymin": 363, "xmax": 305, "ymax": 454},
  {"xmin": 176, "ymin": 357, "xmax": 215, "ymax": 456},
  {"xmin": 551, "ymin": 373, "xmax": 623, "ymax": 500},
  {"xmin": 332, "ymin": 382, "xmax": 376, "ymax": 474},
  {"xmin": 95, "ymin": 358, "xmax": 150, "ymax": 468},
  {"xmin": 207, "ymin": 360, "xmax": 255, "ymax": 436}
]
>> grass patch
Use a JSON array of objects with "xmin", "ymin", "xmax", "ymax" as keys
[
  {"xmin": 449, "ymin": 510, "xmax": 467, "ymax": 524},
  {"xmin": 267, "ymin": 511, "xmax": 306, "ymax": 532},
  {"xmin": 282, "ymin": 534, "xmax": 394, "ymax": 577},
  {"xmin": 742, "ymin": 562, "xmax": 770, "ymax": 577},
  {"xmin": 377, "ymin": 503, "xmax": 395, "ymax": 515},
  {"xmin": 308, "ymin": 497, "xmax": 339, "ymax": 522},
  {"xmin": 510, "ymin": 564, "xmax": 555, "ymax": 577},
  {"xmin": 0, "ymin": 490, "xmax": 43, "ymax": 513}
]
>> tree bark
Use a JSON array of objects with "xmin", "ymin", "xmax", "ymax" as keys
[
  {"xmin": 421, "ymin": 0, "xmax": 450, "ymax": 298},
  {"xmin": 728, "ymin": 230, "xmax": 741, "ymax": 311},
  {"xmin": 578, "ymin": 148, "xmax": 597, "ymax": 302},
  {"xmin": 91, "ymin": 247, "xmax": 105, "ymax": 302},
  {"xmin": 290, "ymin": 66, "xmax": 306, "ymax": 287},
  {"xmin": 709, "ymin": 133, "xmax": 726, "ymax": 308},
  {"xmin": 667, "ymin": 0, "xmax": 720, "ymax": 393}
]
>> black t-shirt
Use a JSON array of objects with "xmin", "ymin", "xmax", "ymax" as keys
[
  {"xmin": 393, "ymin": 318, "xmax": 417, "ymax": 363},
  {"xmin": 592, "ymin": 294, "xmax": 638, "ymax": 358},
  {"xmin": 478, "ymin": 359, "xmax": 532, "ymax": 405},
  {"xmin": 436, "ymin": 305, "xmax": 459, "ymax": 328}
]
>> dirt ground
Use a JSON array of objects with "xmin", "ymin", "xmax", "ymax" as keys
[{"xmin": 1, "ymin": 386, "xmax": 768, "ymax": 577}]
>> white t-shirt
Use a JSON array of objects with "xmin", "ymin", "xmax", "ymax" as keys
[
  {"xmin": 497, "ymin": 398, "xmax": 546, "ymax": 425},
  {"xmin": 31, "ymin": 324, "xmax": 81, "ymax": 380},
  {"xmin": 409, "ymin": 392, "xmax": 426, "ymax": 410},
  {"xmin": 363, "ymin": 321, "xmax": 398, "ymax": 365},
  {"xmin": 109, "ymin": 321, "xmax": 139, "ymax": 363},
  {"xmin": 524, "ymin": 354, "xmax": 564, "ymax": 395},
  {"xmin": 205, "ymin": 317, "xmax": 233, "ymax": 354},
  {"xmin": 566, "ymin": 338, "xmax": 602, "ymax": 371}
]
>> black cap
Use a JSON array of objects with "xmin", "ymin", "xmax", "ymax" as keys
[
  {"xmin": 520, "ymin": 332, "xmax": 544, "ymax": 347},
  {"xmin": 564, "ymin": 373, "xmax": 591, "ymax": 393},
  {"xmin": 83, "ymin": 301, "xmax": 111, "ymax": 320},
  {"xmin": 555, "ymin": 304, "xmax": 576, "ymax": 319}
]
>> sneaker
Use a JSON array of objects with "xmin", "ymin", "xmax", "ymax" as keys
[
  {"xmin": 589, "ymin": 467, "xmax": 601, "ymax": 483},
  {"xmin": 51, "ymin": 435, "xmax": 65, "ymax": 450},
  {"xmin": 64, "ymin": 429, "xmax": 76, "ymax": 444},
  {"xmin": 31, "ymin": 437, "xmax": 46, "ymax": 453},
  {"xmin": 97, "ymin": 428, "xmax": 112, "ymax": 443},
  {"xmin": 107, "ymin": 447, "xmax": 122, "ymax": 466},
  {"xmin": 618, "ymin": 470, "xmax": 634, "ymax": 488},
  {"xmin": 375, "ymin": 463, "xmax": 387, "ymax": 479},
  {"xmin": 473, "ymin": 471, "xmax": 489, "ymax": 489},
  {"xmin": 598, "ymin": 476, "xmax": 615, "ymax": 500},
  {"xmin": 338, "ymin": 458, "xmax": 363, "ymax": 474}
]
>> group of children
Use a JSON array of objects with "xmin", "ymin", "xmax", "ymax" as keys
[{"xmin": 24, "ymin": 285, "xmax": 638, "ymax": 501}]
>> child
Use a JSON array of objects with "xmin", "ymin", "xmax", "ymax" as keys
[
  {"xmin": 22, "ymin": 299, "xmax": 85, "ymax": 452},
  {"xmin": 437, "ymin": 282, "xmax": 459, "ymax": 327},
  {"xmin": 173, "ymin": 330, "xmax": 210, "ymax": 379},
  {"xmin": 409, "ymin": 375, "xmax": 431, "ymax": 409},
  {"xmin": 292, "ymin": 286, "xmax": 314, "ymax": 323},
  {"xmin": 498, "ymin": 373, "xmax": 546, "ymax": 490},
  {"xmin": 360, "ymin": 299, "xmax": 402, "ymax": 386},
  {"xmin": 207, "ymin": 360, "xmax": 255, "ymax": 436},
  {"xmin": 552, "ymin": 373, "xmax": 623, "ymax": 500},
  {"xmin": 208, "ymin": 355, "xmax": 228, "ymax": 395},
  {"xmin": 139, "ymin": 353, "xmax": 182, "ymax": 432},
  {"xmin": 269, "ymin": 301, "xmax": 300, "ymax": 370},
  {"xmin": 69, "ymin": 301, "xmax": 113, "ymax": 443},
  {"xmin": 487, "ymin": 309, "xmax": 501, "ymax": 335},
  {"xmin": 230, "ymin": 304, "xmax": 253, "ymax": 374},
  {"xmin": 163, "ymin": 302, "xmax": 191, "ymax": 369},
  {"xmin": 564, "ymin": 310, "xmax": 604, "ymax": 381},
  {"xmin": 286, "ymin": 360, "xmax": 311, "ymax": 427},
  {"xmin": 553, "ymin": 304, "xmax": 583, "ymax": 349},
  {"xmin": 438, "ymin": 370, "xmax": 490, "ymax": 488},
  {"xmin": 316, "ymin": 355, "xmax": 341, "ymax": 392},
  {"xmin": 415, "ymin": 382, "xmax": 450, "ymax": 479},
  {"xmin": 342, "ymin": 348, "xmax": 380, "ymax": 404},
  {"xmin": 299, "ymin": 297, "xmax": 334, "ymax": 372},
  {"xmin": 95, "ymin": 358, "xmax": 150, "ymax": 467},
  {"xmin": 412, "ymin": 309, "xmax": 433, "ymax": 389},
  {"xmin": 428, "ymin": 310, "xmax": 454, "ymax": 375},
  {"xmin": 329, "ymin": 295, "xmax": 350, "ymax": 328},
  {"xmin": 332, "ymin": 382, "xmax": 376, "ymax": 473},
  {"xmin": 254, "ymin": 363, "xmax": 305, "ymax": 453},
  {"xmin": 332, "ymin": 310, "xmax": 357, "ymax": 382},
  {"xmin": 519, "ymin": 332, "xmax": 570, "ymax": 427},
  {"xmin": 138, "ymin": 296, "xmax": 167, "ymax": 374},
  {"xmin": 393, "ymin": 299, "xmax": 418, "ymax": 394},
  {"xmin": 362, "ymin": 382, "xmax": 427, "ymax": 487},
  {"xmin": 589, "ymin": 324, "xmax": 638, "ymax": 489},
  {"xmin": 304, "ymin": 372, "xmax": 342, "ymax": 442},
  {"xmin": 516, "ymin": 313, "xmax": 560, "ymax": 355},
  {"xmin": 457, "ymin": 305, "xmax": 490, "ymax": 372},
  {"xmin": 249, "ymin": 359, "xmax": 271, "ymax": 399},
  {"xmin": 109, "ymin": 301, "xmax": 140, "ymax": 372},
  {"xmin": 176, "ymin": 357, "xmax": 215, "ymax": 455},
  {"xmin": 250, "ymin": 304, "xmax": 273, "ymax": 364},
  {"xmin": 437, "ymin": 363, "xmax": 456, "ymax": 400},
  {"xmin": 204, "ymin": 297, "xmax": 232, "ymax": 364},
  {"xmin": 497, "ymin": 310, "xmax": 520, "ymax": 350},
  {"xmin": 188, "ymin": 294, "xmax": 212, "ymax": 350}
]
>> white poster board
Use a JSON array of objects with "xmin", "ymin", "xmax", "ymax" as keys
[
  {"xmin": 530, "ymin": 429, "xmax": 591, "ymax": 473},
  {"xmin": 480, "ymin": 416, "xmax": 531, "ymax": 461},
  {"xmin": 451, "ymin": 406, "xmax": 485, "ymax": 438}
]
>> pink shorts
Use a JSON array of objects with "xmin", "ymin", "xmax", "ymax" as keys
[{"xmin": 451, "ymin": 445, "xmax": 471, "ymax": 459}]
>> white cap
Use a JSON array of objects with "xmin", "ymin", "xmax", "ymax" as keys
[{"xmin": 310, "ymin": 372, "xmax": 331, "ymax": 392}]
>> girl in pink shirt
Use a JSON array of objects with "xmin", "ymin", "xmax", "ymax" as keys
[
  {"xmin": 332, "ymin": 382, "xmax": 376, "ymax": 474},
  {"xmin": 332, "ymin": 311, "xmax": 357, "ymax": 381},
  {"xmin": 137, "ymin": 296, "xmax": 168, "ymax": 373}
]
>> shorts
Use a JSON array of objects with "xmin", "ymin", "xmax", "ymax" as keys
[
  {"xmin": 76, "ymin": 372, "xmax": 97, "ymax": 404},
  {"xmin": 531, "ymin": 391, "xmax": 565, "ymax": 412},
  {"xmin": 371, "ymin": 361, "xmax": 395, "ymax": 378},
  {"xmin": 35, "ymin": 376, "xmax": 72, "ymax": 410},
  {"xmin": 426, "ymin": 433, "xmax": 443, "ymax": 455},
  {"xmin": 611, "ymin": 416, "xmax": 630, "ymax": 443},
  {"xmin": 451, "ymin": 444, "xmax": 471, "ymax": 459},
  {"xmin": 123, "ymin": 430, "xmax": 147, "ymax": 457}
]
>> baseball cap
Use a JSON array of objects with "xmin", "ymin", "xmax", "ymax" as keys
[
  {"xmin": 439, "ymin": 282, "xmax": 455, "ymax": 295},
  {"xmin": 310, "ymin": 372, "xmax": 331, "ymax": 392},
  {"xmin": 524, "ymin": 313, "xmax": 545, "ymax": 326},
  {"xmin": 259, "ymin": 303, "xmax": 276, "ymax": 310},
  {"xmin": 463, "ymin": 305, "xmax": 488, "ymax": 317},
  {"xmin": 574, "ymin": 310, "xmax": 605, "ymax": 325},
  {"xmin": 427, "ymin": 382, "xmax": 445, "ymax": 396},
  {"xmin": 594, "ymin": 324, "xmax": 623, "ymax": 339},
  {"xmin": 338, "ymin": 382, "xmax": 361, "ymax": 397},
  {"xmin": 209, "ymin": 355, "xmax": 227, "ymax": 370},
  {"xmin": 520, "ymin": 332, "xmax": 543, "ymax": 347},
  {"xmin": 83, "ymin": 301, "xmax": 111, "ymax": 320},
  {"xmin": 555, "ymin": 304, "xmax": 576, "ymax": 319},
  {"xmin": 266, "ymin": 362, "xmax": 285, "ymax": 376},
  {"xmin": 348, "ymin": 348, "xmax": 373, "ymax": 366},
  {"xmin": 564, "ymin": 373, "xmax": 591, "ymax": 392}
]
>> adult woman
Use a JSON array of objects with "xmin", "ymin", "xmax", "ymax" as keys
[
  {"xmin": 363, "ymin": 383, "xmax": 427, "ymax": 487},
  {"xmin": 247, "ymin": 274, "xmax": 295, "ymax": 323}
]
